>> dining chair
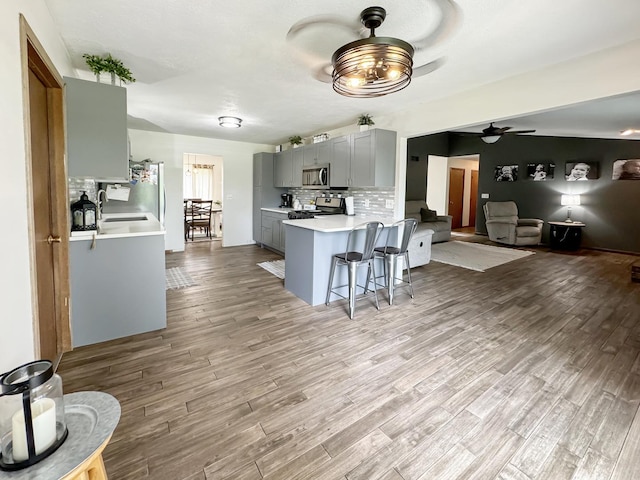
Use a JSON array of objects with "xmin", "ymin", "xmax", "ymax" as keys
[{"xmin": 186, "ymin": 200, "xmax": 213, "ymax": 240}]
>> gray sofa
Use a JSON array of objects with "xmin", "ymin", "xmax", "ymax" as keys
[{"xmin": 405, "ymin": 201, "xmax": 452, "ymax": 243}]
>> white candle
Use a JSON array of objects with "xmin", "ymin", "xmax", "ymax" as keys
[{"xmin": 11, "ymin": 398, "xmax": 57, "ymax": 462}]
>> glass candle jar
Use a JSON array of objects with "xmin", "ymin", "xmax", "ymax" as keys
[{"xmin": 0, "ymin": 360, "xmax": 68, "ymax": 470}]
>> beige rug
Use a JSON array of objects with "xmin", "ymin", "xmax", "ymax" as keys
[
  {"xmin": 431, "ymin": 240, "xmax": 534, "ymax": 272},
  {"xmin": 257, "ymin": 260, "xmax": 285, "ymax": 279}
]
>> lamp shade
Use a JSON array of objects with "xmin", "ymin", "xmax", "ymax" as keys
[
  {"xmin": 218, "ymin": 116, "xmax": 242, "ymax": 128},
  {"xmin": 561, "ymin": 194, "xmax": 581, "ymax": 206}
]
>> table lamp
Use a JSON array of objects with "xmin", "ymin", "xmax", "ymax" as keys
[{"xmin": 561, "ymin": 194, "xmax": 581, "ymax": 223}]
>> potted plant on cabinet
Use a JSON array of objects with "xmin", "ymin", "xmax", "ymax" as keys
[
  {"xmin": 83, "ymin": 53, "xmax": 136, "ymax": 85},
  {"xmin": 289, "ymin": 135, "xmax": 303, "ymax": 148},
  {"xmin": 357, "ymin": 114, "xmax": 374, "ymax": 132}
]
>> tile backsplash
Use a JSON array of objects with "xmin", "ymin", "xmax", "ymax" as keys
[
  {"xmin": 68, "ymin": 178, "xmax": 97, "ymax": 203},
  {"xmin": 289, "ymin": 187, "xmax": 394, "ymax": 216}
]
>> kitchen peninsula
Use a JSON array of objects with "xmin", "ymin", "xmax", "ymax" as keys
[
  {"xmin": 69, "ymin": 212, "xmax": 166, "ymax": 347},
  {"xmin": 283, "ymin": 215, "xmax": 395, "ymax": 306}
]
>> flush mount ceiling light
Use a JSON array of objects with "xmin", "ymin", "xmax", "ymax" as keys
[
  {"xmin": 218, "ymin": 116, "xmax": 242, "ymax": 128},
  {"xmin": 331, "ymin": 7, "xmax": 414, "ymax": 98}
]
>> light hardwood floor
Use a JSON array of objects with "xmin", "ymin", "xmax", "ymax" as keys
[{"xmin": 58, "ymin": 237, "xmax": 640, "ymax": 480}]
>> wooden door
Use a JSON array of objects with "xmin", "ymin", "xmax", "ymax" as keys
[
  {"xmin": 470, "ymin": 170, "xmax": 479, "ymax": 228},
  {"xmin": 448, "ymin": 168, "xmax": 465, "ymax": 229},
  {"xmin": 22, "ymin": 17, "xmax": 71, "ymax": 362}
]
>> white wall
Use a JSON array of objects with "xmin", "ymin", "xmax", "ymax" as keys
[
  {"xmin": 426, "ymin": 156, "xmax": 449, "ymax": 215},
  {"xmin": 128, "ymin": 130, "xmax": 271, "ymax": 251},
  {"xmin": 0, "ymin": 3, "xmax": 75, "ymax": 372}
]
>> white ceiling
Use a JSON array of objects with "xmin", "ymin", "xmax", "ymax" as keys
[{"xmin": 44, "ymin": 0, "xmax": 640, "ymax": 145}]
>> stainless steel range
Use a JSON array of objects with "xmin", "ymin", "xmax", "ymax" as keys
[{"xmin": 287, "ymin": 196, "xmax": 345, "ymax": 219}]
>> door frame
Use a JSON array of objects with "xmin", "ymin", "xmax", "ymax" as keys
[{"xmin": 20, "ymin": 16, "xmax": 72, "ymax": 361}]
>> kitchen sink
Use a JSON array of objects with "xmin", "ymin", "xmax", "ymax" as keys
[{"xmin": 102, "ymin": 216, "xmax": 147, "ymax": 222}]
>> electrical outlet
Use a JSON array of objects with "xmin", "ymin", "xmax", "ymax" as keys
[
  {"xmin": 364, "ymin": 198, "xmax": 370, "ymax": 208},
  {"xmin": 385, "ymin": 199, "xmax": 394, "ymax": 209},
  {"xmin": 481, "ymin": 193, "xmax": 489, "ymax": 199}
]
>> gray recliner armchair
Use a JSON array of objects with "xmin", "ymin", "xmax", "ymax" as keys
[{"xmin": 483, "ymin": 201, "xmax": 543, "ymax": 246}]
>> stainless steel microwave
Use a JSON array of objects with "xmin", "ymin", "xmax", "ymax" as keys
[{"xmin": 302, "ymin": 164, "xmax": 329, "ymax": 189}]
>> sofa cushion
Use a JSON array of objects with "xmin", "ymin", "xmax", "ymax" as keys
[{"xmin": 420, "ymin": 207, "xmax": 439, "ymax": 222}]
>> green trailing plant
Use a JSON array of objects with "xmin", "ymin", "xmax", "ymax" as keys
[
  {"xmin": 289, "ymin": 135, "xmax": 303, "ymax": 146},
  {"xmin": 82, "ymin": 53, "xmax": 136, "ymax": 84},
  {"xmin": 357, "ymin": 114, "xmax": 375, "ymax": 126}
]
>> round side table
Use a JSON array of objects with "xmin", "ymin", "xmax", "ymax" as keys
[
  {"xmin": 549, "ymin": 221, "xmax": 586, "ymax": 250},
  {"xmin": 0, "ymin": 391, "xmax": 120, "ymax": 480}
]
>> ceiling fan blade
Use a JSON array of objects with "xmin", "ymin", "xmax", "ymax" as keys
[
  {"xmin": 504, "ymin": 129, "xmax": 536, "ymax": 135},
  {"xmin": 286, "ymin": 15, "xmax": 361, "ymax": 41},
  {"xmin": 411, "ymin": 0, "xmax": 463, "ymax": 52},
  {"xmin": 412, "ymin": 57, "xmax": 445, "ymax": 78}
]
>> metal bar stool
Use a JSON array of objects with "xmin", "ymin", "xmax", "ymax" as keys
[
  {"xmin": 325, "ymin": 221, "xmax": 383, "ymax": 319},
  {"xmin": 372, "ymin": 218, "xmax": 418, "ymax": 305}
]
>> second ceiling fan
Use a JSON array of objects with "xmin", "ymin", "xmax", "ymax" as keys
[{"xmin": 471, "ymin": 123, "xmax": 537, "ymax": 144}]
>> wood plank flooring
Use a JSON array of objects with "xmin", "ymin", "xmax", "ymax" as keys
[{"xmin": 57, "ymin": 237, "xmax": 640, "ymax": 480}]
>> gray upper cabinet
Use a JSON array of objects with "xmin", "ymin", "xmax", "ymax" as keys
[
  {"xmin": 330, "ymin": 129, "xmax": 397, "ymax": 187},
  {"xmin": 274, "ymin": 148, "xmax": 303, "ymax": 187},
  {"xmin": 330, "ymin": 136, "xmax": 351, "ymax": 187},
  {"xmin": 274, "ymin": 150, "xmax": 292, "ymax": 187},
  {"xmin": 303, "ymin": 141, "xmax": 332, "ymax": 166},
  {"xmin": 65, "ymin": 77, "xmax": 129, "ymax": 180}
]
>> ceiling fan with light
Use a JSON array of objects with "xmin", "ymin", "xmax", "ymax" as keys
[
  {"xmin": 464, "ymin": 123, "xmax": 537, "ymax": 144},
  {"xmin": 286, "ymin": 0, "xmax": 461, "ymax": 98}
]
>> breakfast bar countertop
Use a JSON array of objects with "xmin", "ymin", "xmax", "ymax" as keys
[
  {"xmin": 283, "ymin": 214, "xmax": 396, "ymax": 233},
  {"xmin": 69, "ymin": 212, "xmax": 165, "ymax": 241}
]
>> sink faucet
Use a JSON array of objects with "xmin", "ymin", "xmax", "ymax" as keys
[{"xmin": 97, "ymin": 189, "xmax": 108, "ymax": 220}]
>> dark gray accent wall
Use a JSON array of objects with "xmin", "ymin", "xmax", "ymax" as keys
[
  {"xmin": 408, "ymin": 133, "xmax": 640, "ymax": 253},
  {"xmin": 406, "ymin": 132, "xmax": 449, "ymax": 200}
]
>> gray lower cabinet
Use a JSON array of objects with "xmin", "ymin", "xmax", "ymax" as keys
[
  {"xmin": 261, "ymin": 211, "xmax": 288, "ymax": 253},
  {"xmin": 64, "ymin": 76, "xmax": 129, "ymax": 180},
  {"xmin": 69, "ymin": 235, "xmax": 166, "ymax": 347},
  {"xmin": 330, "ymin": 128, "xmax": 397, "ymax": 187},
  {"xmin": 253, "ymin": 153, "xmax": 285, "ymax": 243}
]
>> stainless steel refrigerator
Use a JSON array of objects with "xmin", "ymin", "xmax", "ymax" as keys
[{"xmin": 101, "ymin": 160, "xmax": 166, "ymax": 225}]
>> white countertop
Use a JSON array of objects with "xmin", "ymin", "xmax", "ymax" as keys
[
  {"xmin": 283, "ymin": 214, "xmax": 396, "ymax": 232},
  {"xmin": 262, "ymin": 207, "xmax": 294, "ymax": 214},
  {"xmin": 69, "ymin": 212, "xmax": 165, "ymax": 241}
]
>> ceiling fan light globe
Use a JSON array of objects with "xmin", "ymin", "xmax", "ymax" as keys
[{"xmin": 481, "ymin": 135, "xmax": 501, "ymax": 144}]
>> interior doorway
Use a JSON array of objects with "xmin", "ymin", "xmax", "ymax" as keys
[
  {"xmin": 183, "ymin": 153, "xmax": 223, "ymax": 241},
  {"xmin": 448, "ymin": 168, "xmax": 465, "ymax": 229},
  {"xmin": 21, "ymin": 16, "xmax": 71, "ymax": 362}
]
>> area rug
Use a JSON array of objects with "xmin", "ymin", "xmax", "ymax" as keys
[
  {"xmin": 165, "ymin": 267, "xmax": 197, "ymax": 290},
  {"xmin": 257, "ymin": 260, "xmax": 285, "ymax": 279},
  {"xmin": 430, "ymin": 240, "xmax": 534, "ymax": 272}
]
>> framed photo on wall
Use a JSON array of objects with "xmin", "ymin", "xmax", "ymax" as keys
[
  {"xmin": 612, "ymin": 159, "xmax": 640, "ymax": 180},
  {"xmin": 526, "ymin": 162, "xmax": 555, "ymax": 181},
  {"xmin": 565, "ymin": 161, "xmax": 599, "ymax": 181},
  {"xmin": 495, "ymin": 165, "xmax": 518, "ymax": 181}
]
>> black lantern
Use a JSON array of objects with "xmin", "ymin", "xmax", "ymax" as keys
[
  {"xmin": 0, "ymin": 360, "xmax": 68, "ymax": 470},
  {"xmin": 70, "ymin": 191, "xmax": 97, "ymax": 232}
]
